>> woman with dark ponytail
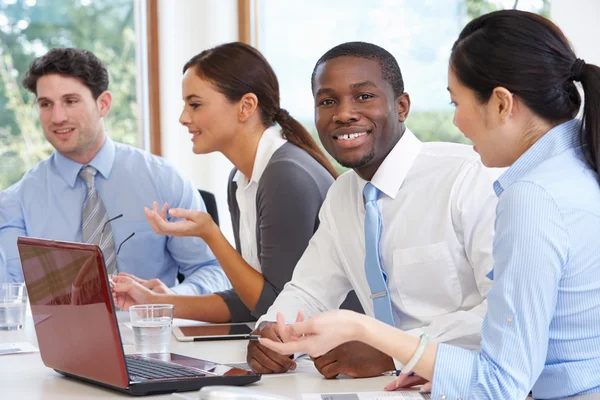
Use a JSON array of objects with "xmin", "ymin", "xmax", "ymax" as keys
[
  {"xmin": 257, "ymin": 10, "xmax": 600, "ymax": 399},
  {"xmin": 113, "ymin": 42, "xmax": 339, "ymax": 327}
]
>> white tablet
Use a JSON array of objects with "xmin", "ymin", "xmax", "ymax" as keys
[{"xmin": 172, "ymin": 323, "xmax": 255, "ymax": 342}]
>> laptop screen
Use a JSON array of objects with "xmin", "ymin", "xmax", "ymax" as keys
[{"xmin": 17, "ymin": 237, "xmax": 129, "ymax": 389}]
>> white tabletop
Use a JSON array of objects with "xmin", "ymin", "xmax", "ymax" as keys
[{"xmin": 0, "ymin": 312, "xmax": 405, "ymax": 399}]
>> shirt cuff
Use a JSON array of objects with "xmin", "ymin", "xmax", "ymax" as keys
[{"xmin": 431, "ymin": 343, "xmax": 476, "ymax": 399}]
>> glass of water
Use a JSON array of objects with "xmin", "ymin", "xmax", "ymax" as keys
[
  {"xmin": 0, "ymin": 283, "xmax": 28, "ymax": 331},
  {"xmin": 129, "ymin": 304, "xmax": 174, "ymax": 354}
]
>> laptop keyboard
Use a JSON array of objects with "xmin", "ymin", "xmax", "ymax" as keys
[{"xmin": 125, "ymin": 355, "xmax": 206, "ymax": 380}]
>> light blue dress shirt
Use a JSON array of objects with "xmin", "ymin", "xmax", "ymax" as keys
[
  {"xmin": 432, "ymin": 119, "xmax": 600, "ymax": 399},
  {"xmin": 0, "ymin": 137, "xmax": 230, "ymax": 295}
]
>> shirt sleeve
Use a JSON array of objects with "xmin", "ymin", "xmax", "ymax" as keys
[
  {"xmin": 256, "ymin": 183, "xmax": 355, "ymax": 326},
  {"xmin": 0, "ymin": 185, "xmax": 26, "ymax": 283},
  {"xmin": 215, "ymin": 289, "xmax": 255, "ymax": 322},
  {"xmin": 431, "ymin": 181, "xmax": 567, "ymax": 399},
  {"xmin": 251, "ymin": 160, "xmax": 331, "ymax": 319},
  {"xmin": 403, "ymin": 160, "xmax": 497, "ymax": 347},
  {"xmin": 158, "ymin": 166, "xmax": 230, "ymax": 295}
]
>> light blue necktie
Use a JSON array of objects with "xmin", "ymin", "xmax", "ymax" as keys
[{"xmin": 363, "ymin": 183, "xmax": 395, "ymax": 326}]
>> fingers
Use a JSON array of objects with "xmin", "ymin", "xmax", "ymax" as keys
[
  {"xmin": 117, "ymin": 272, "xmax": 146, "ymax": 284},
  {"xmin": 384, "ymin": 373, "xmax": 428, "ymax": 391},
  {"xmin": 258, "ymin": 338, "xmax": 305, "ymax": 356},
  {"xmin": 317, "ymin": 360, "xmax": 342, "ymax": 379},
  {"xmin": 159, "ymin": 202, "xmax": 168, "ymax": 220},
  {"xmin": 112, "ymin": 275, "xmax": 134, "ymax": 289},
  {"xmin": 384, "ymin": 379, "xmax": 398, "ymax": 391},
  {"xmin": 168, "ymin": 208, "xmax": 198, "ymax": 221},
  {"xmin": 274, "ymin": 311, "xmax": 307, "ymax": 343},
  {"xmin": 249, "ymin": 342, "xmax": 295, "ymax": 372},
  {"xmin": 247, "ymin": 333, "xmax": 296, "ymax": 374},
  {"xmin": 275, "ymin": 313, "xmax": 288, "ymax": 341},
  {"xmin": 311, "ymin": 345, "xmax": 338, "ymax": 371},
  {"xmin": 145, "ymin": 207, "xmax": 181, "ymax": 236},
  {"xmin": 420, "ymin": 381, "xmax": 432, "ymax": 393},
  {"xmin": 144, "ymin": 207, "xmax": 166, "ymax": 234},
  {"xmin": 145, "ymin": 278, "xmax": 163, "ymax": 290},
  {"xmin": 261, "ymin": 324, "xmax": 283, "ymax": 342},
  {"xmin": 395, "ymin": 375, "xmax": 428, "ymax": 388},
  {"xmin": 248, "ymin": 324, "xmax": 297, "ymax": 373},
  {"xmin": 112, "ymin": 278, "xmax": 151, "ymax": 303},
  {"xmin": 247, "ymin": 355, "xmax": 275, "ymax": 375}
]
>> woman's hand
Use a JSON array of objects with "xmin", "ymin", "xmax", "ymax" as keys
[
  {"xmin": 144, "ymin": 201, "xmax": 218, "ymax": 240},
  {"xmin": 258, "ymin": 310, "xmax": 364, "ymax": 358},
  {"xmin": 385, "ymin": 373, "xmax": 432, "ymax": 393},
  {"xmin": 111, "ymin": 275, "xmax": 157, "ymax": 310},
  {"xmin": 117, "ymin": 272, "xmax": 174, "ymax": 295}
]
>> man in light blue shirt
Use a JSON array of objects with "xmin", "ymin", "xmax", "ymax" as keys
[{"xmin": 0, "ymin": 48, "xmax": 230, "ymax": 295}]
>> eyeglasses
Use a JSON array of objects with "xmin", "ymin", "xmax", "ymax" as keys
[{"xmin": 99, "ymin": 214, "xmax": 136, "ymax": 277}]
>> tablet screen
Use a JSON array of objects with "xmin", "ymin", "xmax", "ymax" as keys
[{"xmin": 179, "ymin": 324, "xmax": 252, "ymax": 337}]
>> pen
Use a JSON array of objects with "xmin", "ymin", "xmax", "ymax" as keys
[{"xmin": 382, "ymin": 371, "xmax": 416, "ymax": 377}]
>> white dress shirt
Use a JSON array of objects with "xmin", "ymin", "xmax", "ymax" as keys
[
  {"xmin": 258, "ymin": 129, "xmax": 499, "ymax": 352},
  {"xmin": 234, "ymin": 126, "xmax": 287, "ymax": 273}
]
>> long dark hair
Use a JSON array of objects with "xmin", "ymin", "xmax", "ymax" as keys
[
  {"xmin": 183, "ymin": 42, "xmax": 338, "ymax": 179},
  {"xmin": 451, "ymin": 10, "xmax": 600, "ymax": 175}
]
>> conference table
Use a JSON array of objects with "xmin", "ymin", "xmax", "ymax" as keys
[{"xmin": 0, "ymin": 312, "xmax": 409, "ymax": 399}]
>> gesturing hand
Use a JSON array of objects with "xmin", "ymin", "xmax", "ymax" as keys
[
  {"xmin": 144, "ymin": 201, "xmax": 218, "ymax": 240},
  {"xmin": 258, "ymin": 310, "xmax": 367, "ymax": 363}
]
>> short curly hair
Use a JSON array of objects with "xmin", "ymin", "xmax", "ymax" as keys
[
  {"xmin": 311, "ymin": 41, "xmax": 404, "ymax": 98},
  {"xmin": 22, "ymin": 48, "xmax": 109, "ymax": 99}
]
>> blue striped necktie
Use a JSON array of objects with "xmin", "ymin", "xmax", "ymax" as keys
[
  {"xmin": 363, "ymin": 183, "xmax": 395, "ymax": 326},
  {"xmin": 80, "ymin": 166, "xmax": 117, "ymax": 274}
]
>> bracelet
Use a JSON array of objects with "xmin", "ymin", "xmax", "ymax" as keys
[{"xmin": 402, "ymin": 333, "xmax": 429, "ymax": 373}]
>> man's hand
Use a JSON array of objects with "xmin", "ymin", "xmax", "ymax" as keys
[
  {"xmin": 312, "ymin": 341, "xmax": 395, "ymax": 379},
  {"xmin": 247, "ymin": 322, "xmax": 297, "ymax": 374}
]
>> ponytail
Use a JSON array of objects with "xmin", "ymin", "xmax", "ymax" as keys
[
  {"xmin": 275, "ymin": 108, "xmax": 339, "ymax": 179},
  {"xmin": 183, "ymin": 42, "xmax": 339, "ymax": 179},
  {"xmin": 579, "ymin": 62, "xmax": 600, "ymax": 177}
]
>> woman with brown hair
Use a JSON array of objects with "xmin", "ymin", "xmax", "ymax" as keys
[{"xmin": 113, "ymin": 42, "xmax": 338, "ymax": 326}]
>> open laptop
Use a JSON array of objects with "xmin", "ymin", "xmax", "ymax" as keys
[{"xmin": 17, "ymin": 236, "xmax": 261, "ymax": 396}]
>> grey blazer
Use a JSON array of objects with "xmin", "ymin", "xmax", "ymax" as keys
[{"xmin": 215, "ymin": 142, "xmax": 334, "ymax": 321}]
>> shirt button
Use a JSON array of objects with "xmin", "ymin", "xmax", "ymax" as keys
[{"xmin": 440, "ymin": 396, "xmax": 446, "ymax": 400}]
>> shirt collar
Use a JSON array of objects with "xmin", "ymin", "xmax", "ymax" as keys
[
  {"xmin": 54, "ymin": 136, "xmax": 116, "ymax": 188},
  {"xmin": 366, "ymin": 128, "xmax": 423, "ymax": 199},
  {"xmin": 233, "ymin": 126, "xmax": 287, "ymax": 187},
  {"xmin": 494, "ymin": 118, "xmax": 582, "ymax": 196}
]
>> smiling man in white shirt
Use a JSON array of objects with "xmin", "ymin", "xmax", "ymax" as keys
[{"xmin": 246, "ymin": 42, "xmax": 497, "ymax": 381}]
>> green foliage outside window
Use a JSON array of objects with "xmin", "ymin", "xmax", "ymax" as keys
[
  {"xmin": 0, "ymin": 0, "xmax": 552, "ymax": 190},
  {"xmin": 0, "ymin": 0, "xmax": 137, "ymax": 191}
]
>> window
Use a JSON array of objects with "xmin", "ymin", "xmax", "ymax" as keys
[
  {"xmin": 0, "ymin": 0, "xmax": 142, "ymax": 190},
  {"xmin": 255, "ymin": 0, "xmax": 550, "ymax": 171}
]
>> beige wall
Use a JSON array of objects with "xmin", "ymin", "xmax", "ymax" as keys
[{"xmin": 158, "ymin": 0, "xmax": 238, "ymax": 241}]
